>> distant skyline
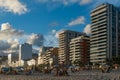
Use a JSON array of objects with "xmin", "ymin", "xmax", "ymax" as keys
[{"xmin": 0, "ymin": 0, "xmax": 120, "ymax": 54}]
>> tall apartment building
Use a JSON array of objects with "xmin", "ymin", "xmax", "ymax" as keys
[
  {"xmin": 70, "ymin": 35, "xmax": 90, "ymax": 65},
  {"xmin": 44, "ymin": 48, "xmax": 59, "ymax": 66},
  {"xmin": 58, "ymin": 30, "xmax": 86, "ymax": 65},
  {"xmin": 38, "ymin": 47, "xmax": 53, "ymax": 64},
  {"xmin": 90, "ymin": 3, "xmax": 120, "ymax": 64}
]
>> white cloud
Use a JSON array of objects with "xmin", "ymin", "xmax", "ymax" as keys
[
  {"xmin": 27, "ymin": 33, "xmax": 44, "ymax": 47},
  {"xmin": 55, "ymin": 33, "xmax": 59, "ymax": 39},
  {"xmin": 68, "ymin": 16, "xmax": 85, "ymax": 26},
  {"xmin": 80, "ymin": 0, "xmax": 92, "ymax": 5},
  {"xmin": 0, "ymin": 0, "xmax": 27, "ymax": 15},
  {"xmin": 54, "ymin": 29, "xmax": 64, "ymax": 39},
  {"xmin": 0, "ymin": 22, "xmax": 24, "ymax": 40},
  {"xmin": 0, "ymin": 39, "xmax": 19, "ymax": 54},
  {"xmin": 51, "ymin": 29, "xmax": 57, "ymax": 34},
  {"xmin": 7, "ymin": 38, "xmax": 19, "ymax": 50},
  {"xmin": 38, "ymin": 0, "xmax": 120, "ymax": 9},
  {"xmin": 49, "ymin": 22, "xmax": 59, "ymax": 27},
  {"xmin": 93, "ymin": 0, "xmax": 120, "ymax": 6},
  {"xmin": 38, "ymin": 0, "xmax": 92, "ymax": 6},
  {"xmin": 0, "ymin": 23, "xmax": 59, "ymax": 55},
  {"xmin": 0, "ymin": 22, "xmax": 45, "ymax": 54},
  {"xmin": 1, "ymin": 22, "xmax": 12, "ymax": 30},
  {"xmin": 84, "ymin": 24, "xmax": 91, "ymax": 35},
  {"xmin": 44, "ymin": 29, "xmax": 59, "ymax": 47},
  {"xmin": 44, "ymin": 35, "xmax": 58, "ymax": 47},
  {"xmin": 0, "ymin": 22, "xmax": 25, "ymax": 54},
  {"xmin": 51, "ymin": 29, "xmax": 63, "ymax": 39}
]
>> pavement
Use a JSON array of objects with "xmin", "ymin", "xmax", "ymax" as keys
[{"xmin": 0, "ymin": 70, "xmax": 120, "ymax": 80}]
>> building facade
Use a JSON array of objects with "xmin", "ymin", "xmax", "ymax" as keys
[
  {"xmin": 70, "ymin": 35, "xmax": 90, "ymax": 65},
  {"xmin": 44, "ymin": 48, "xmax": 59, "ymax": 66},
  {"xmin": 38, "ymin": 47, "xmax": 53, "ymax": 56},
  {"xmin": 38, "ymin": 47, "xmax": 53, "ymax": 65},
  {"xmin": 90, "ymin": 3, "xmax": 120, "ymax": 64},
  {"xmin": 19, "ymin": 43, "xmax": 32, "ymax": 66},
  {"xmin": 58, "ymin": 30, "xmax": 86, "ymax": 65}
]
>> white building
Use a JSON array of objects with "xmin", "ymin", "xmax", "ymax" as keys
[
  {"xmin": 90, "ymin": 3, "xmax": 120, "ymax": 64},
  {"xmin": 58, "ymin": 30, "xmax": 86, "ymax": 65},
  {"xmin": 8, "ymin": 54, "xmax": 12, "ymax": 66}
]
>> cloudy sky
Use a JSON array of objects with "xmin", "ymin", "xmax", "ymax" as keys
[{"xmin": 0, "ymin": 0, "xmax": 119, "ymax": 54}]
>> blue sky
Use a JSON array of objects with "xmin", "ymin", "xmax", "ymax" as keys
[
  {"xmin": 0, "ymin": 0, "xmax": 120, "ymax": 54},
  {"xmin": 0, "ymin": 0, "xmax": 90, "ymax": 34},
  {"xmin": 0, "ymin": 0, "xmax": 119, "ymax": 34}
]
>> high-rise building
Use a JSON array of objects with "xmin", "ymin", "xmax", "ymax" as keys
[
  {"xmin": 58, "ymin": 30, "xmax": 86, "ymax": 65},
  {"xmin": 19, "ymin": 43, "xmax": 32, "ymax": 66},
  {"xmin": 90, "ymin": 3, "xmax": 120, "ymax": 64},
  {"xmin": 70, "ymin": 35, "xmax": 90, "ymax": 65},
  {"xmin": 38, "ymin": 47, "xmax": 53, "ymax": 64},
  {"xmin": 44, "ymin": 48, "xmax": 59, "ymax": 66}
]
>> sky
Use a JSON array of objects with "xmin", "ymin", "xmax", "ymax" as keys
[{"xmin": 0, "ymin": 0, "xmax": 120, "ymax": 54}]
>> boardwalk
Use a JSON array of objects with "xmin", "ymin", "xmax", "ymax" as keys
[{"xmin": 0, "ymin": 70, "xmax": 120, "ymax": 80}]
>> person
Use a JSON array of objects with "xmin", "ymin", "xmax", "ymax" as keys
[
  {"xmin": 101, "ymin": 68, "xmax": 105, "ymax": 73},
  {"xmin": 59, "ymin": 62, "xmax": 69, "ymax": 76},
  {"xmin": 71, "ymin": 68, "xmax": 74, "ymax": 73},
  {"xmin": 54, "ymin": 65, "xmax": 59, "ymax": 76},
  {"xmin": 26, "ymin": 69, "xmax": 32, "ymax": 75},
  {"xmin": 106, "ymin": 66, "xmax": 110, "ymax": 73}
]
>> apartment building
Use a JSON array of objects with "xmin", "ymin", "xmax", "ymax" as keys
[
  {"xmin": 90, "ymin": 3, "xmax": 120, "ymax": 64},
  {"xmin": 39, "ymin": 47, "xmax": 53, "ymax": 56},
  {"xmin": 44, "ymin": 48, "xmax": 59, "ymax": 66},
  {"xmin": 38, "ymin": 47, "xmax": 53, "ymax": 65},
  {"xmin": 70, "ymin": 35, "xmax": 90, "ymax": 65},
  {"xmin": 58, "ymin": 30, "xmax": 86, "ymax": 65}
]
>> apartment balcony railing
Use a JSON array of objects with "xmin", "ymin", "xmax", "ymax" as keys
[
  {"xmin": 91, "ymin": 4, "xmax": 107, "ymax": 14},
  {"xmin": 91, "ymin": 8, "xmax": 107, "ymax": 16}
]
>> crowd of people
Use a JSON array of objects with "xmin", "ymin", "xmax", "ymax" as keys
[{"xmin": 0, "ymin": 62, "xmax": 120, "ymax": 77}]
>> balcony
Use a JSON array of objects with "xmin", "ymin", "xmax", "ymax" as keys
[
  {"xmin": 90, "ymin": 52, "xmax": 106, "ymax": 56},
  {"xmin": 91, "ymin": 8, "xmax": 107, "ymax": 16},
  {"xmin": 92, "ymin": 18, "xmax": 107, "ymax": 25},
  {"xmin": 91, "ymin": 12, "xmax": 107, "ymax": 20},
  {"xmin": 90, "ymin": 47, "xmax": 98, "ymax": 50},
  {"xmin": 92, "ymin": 22, "xmax": 107, "ymax": 27},
  {"xmin": 92, "ymin": 16, "xmax": 107, "ymax": 23},
  {"xmin": 90, "ymin": 59, "xmax": 106, "ymax": 62},
  {"xmin": 91, "ymin": 4, "xmax": 107, "ymax": 14}
]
